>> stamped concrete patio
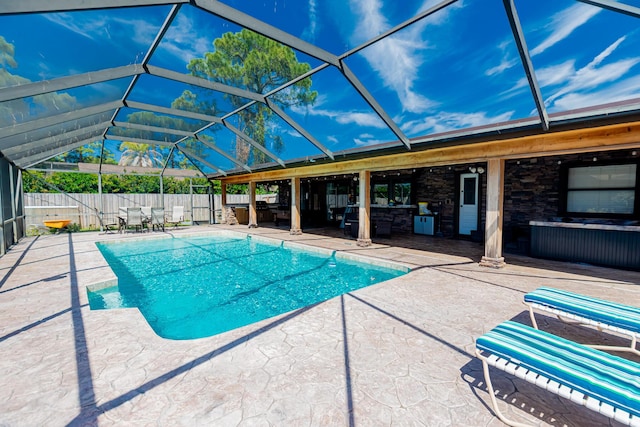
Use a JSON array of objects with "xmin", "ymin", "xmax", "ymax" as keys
[{"xmin": 1, "ymin": 225, "xmax": 639, "ymax": 426}]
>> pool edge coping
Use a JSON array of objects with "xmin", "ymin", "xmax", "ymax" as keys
[{"xmin": 94, "ymin": 229, "xmax": 412, "ymax": 273}]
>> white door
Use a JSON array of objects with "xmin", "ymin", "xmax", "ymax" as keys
[{"xmin": 459, "ymin": 173, "xmax": 478, "ymax": 235}]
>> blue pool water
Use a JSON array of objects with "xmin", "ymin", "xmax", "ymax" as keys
[{"xmin": 90, "ymin": 234, "xmax": 406, "ymax": 340}]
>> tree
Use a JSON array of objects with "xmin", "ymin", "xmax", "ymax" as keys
[
  {"xmin": 0, "ymin": 36, "xmax": 76, "ymax": 127},
  {"xmin": 175, "ymin": 29, "xmax": 317, "ymax": 165},
  {"xmin": 118, "ymin": 142, "xmax": 164, "ymax": 168},
  {"xmin": 54, "ymin": 141, "xmax": 116, "ymax": 164},
  {"xmin": 112, "ymin": 111, "xmax": 204, "ymax": 171}
]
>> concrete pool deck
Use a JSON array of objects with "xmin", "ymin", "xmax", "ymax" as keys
[{"xmin": 1, "ymin": 225, "xmax": 639, "ymax": 426}]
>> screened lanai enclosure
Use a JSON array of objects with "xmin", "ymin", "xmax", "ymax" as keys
[{"xmin": 2, "ymin": 1, "xmax": 640, "ymax": 260}]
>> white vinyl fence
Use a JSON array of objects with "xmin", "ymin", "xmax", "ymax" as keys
[{"xmin": 25, "ymin": 193, "xmax": 278, "ymax": 230}]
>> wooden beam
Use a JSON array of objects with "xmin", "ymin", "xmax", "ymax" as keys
[
  {"xmin": 248, "ymin": 181, "xmax": 257, "ymax": 228},
  {"xmin": 290, "ymin": 177, "xmax": 302, "ymax": 235},
  {"xmin": 219, "ymin": 121, "xmax": 640, "ymax": 184},
  {"xmin": 357, "ymin": 170, "xmax": 371, "ymax": 247},
  {"xmin": 479, "ymin": 159, "xmax": 506, "ymax": 269}
]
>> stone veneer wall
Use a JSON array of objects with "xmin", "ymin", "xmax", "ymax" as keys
[
  {"xmin": 414, "ymin": 163, "xmax": 487, "ymax": 238},
  {"xmin": 410, "ymin": 149, "xmax": 636, "ymax": 250},
  {"xmin": 370, "ymin": 207, "xmax": 414, "ymax": 233},
  {"xmin": 504, "ymin": 149, "xmax": 636, "ymax": 252}
]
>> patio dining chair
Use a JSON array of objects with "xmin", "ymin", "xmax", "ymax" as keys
[
  {"xmin": 166, "ymin": 206, "xmax": 184, "ymax": 229},
  {"xmin": 141, "ymin": 207, "xmax": 152, "ymax": 232},
  {"xmin": 126, "ymin": 207, "xmax": 144, "ymax": 232},
  {"xmin": 151, "ymin": 207, "xmax": 165, "ymax": 232},
  {"xmin": 118, "ymin": 207, "xmax": 128, "ymax": 233}
]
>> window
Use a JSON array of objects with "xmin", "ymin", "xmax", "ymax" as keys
[
  {"xmin": 371, "ymin": 180, "xmax": 411, "ymax": 206},
  {"xmin": 394, "ymin": 182, "xmax": 411, "ymax": 205},
  {"xmin": 373, "ymin": 183, "xmax": 389, "ymax": 205},
  {"xmin": 566, "ymin": 164, "xmax": 637, "ymax": 215}
]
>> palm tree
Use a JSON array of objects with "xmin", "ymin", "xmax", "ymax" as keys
[{"xmin": 118, "ymin": 142, "xmax": 164, "ymax": 167}]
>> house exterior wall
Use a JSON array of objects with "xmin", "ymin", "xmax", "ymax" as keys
[
  {"xmin": 414, "ymin": 163, "xmax": 487, "ymax": 238},
  {"xmin": 411, "ymin": 149, "xmax": 638, "ymax": 255},
  {"xmin": 502, "ymin": 149, "xmax": 638, "ymax": 253}
]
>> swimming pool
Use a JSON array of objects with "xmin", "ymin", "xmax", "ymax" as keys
[{"xmin": 90, "ymin": 233, "xmax": 407, "ymax": 340}]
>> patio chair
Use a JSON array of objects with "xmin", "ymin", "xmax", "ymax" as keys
[
  {"xmin": 151, "ymin": 207, "xmax": 165, "ymax": 232},
  {"xmin": 524, "ymin": 287, "xmax": 640, "ymax": 356},
  {"xmin": 126, "ymin": 207, "xmax": 144, "ymax": 232},
  {"xmin": 141, "ymin": 206, "xmax": 152, "ymax": 232},
  {"xmin": 476, "ymin": 321, "xmax": 640, "ymax": 427},
  {"xmin": 166, "ymin": 206, "xmax": 184, "ymax": 229},
  {"xmin": 118, "ymin": 207, "xmax": 128, "ymax": 233}
]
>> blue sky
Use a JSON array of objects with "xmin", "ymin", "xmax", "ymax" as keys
[{"xmin": 2, "ymin": 0, "xmax": 640, "ymax": 171}]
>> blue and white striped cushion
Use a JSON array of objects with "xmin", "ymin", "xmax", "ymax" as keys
[
  {"xmin": 524, "ymin": 287, "xmax": 640, "ymax": 334},
  {"xmin": 476, "ymin": 321, "xmax": 640, "ymax": 417}
]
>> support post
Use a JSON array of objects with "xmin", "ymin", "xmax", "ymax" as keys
[
  {"xmin": 0, "ymin": 162, "xmax": 4, "ymax": 257},
  {"xmin": 248, "ymin": 181, "xmax": 258, "ymax": 228},
  {"xmin": 98, "ymin": 172, "xmax": 103, "ymax": 232},
  {"xmin": 15, "ymin": 169, "xmax": 23, "ymax": 239},
  {"xmin": 290, "ymin": 177, "xmax": 302, "ymax": 235},
  {"xmin": 480, "ymin": 158, "xmax": 506, "ymax": 268},
  {"xmin": 357, "ymin": 170, "xmax": 372, "ymax": 247},
  {"xmin": 221, "ymin": 182, "xmax": 227, "ymax": 224},
  {"xmin": 9, "ymin": 163, "xmax": 17, "ymax": 240},
  {"xmin": 189, "ymin": 177, "xmax": 194, "ymax": 224},
  {"xmin": 160, "ymin": 175, "xmax": 165, "ymax": 209}
]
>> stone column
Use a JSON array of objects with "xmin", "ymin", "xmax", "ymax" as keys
[
  {"xmin": 480, "ymin": 158, "xmax": 506, "ymax": 268},
  {"xmin": 357, "ymin": 170, "xmax": 372, "ymax": 247},
  {"xmin": 248, "ymin": 181, "xmax": 258, "ymax": 228},
  {"xmin": 290, "ymin": 177, "xmax": 302, "ymax": 235}
]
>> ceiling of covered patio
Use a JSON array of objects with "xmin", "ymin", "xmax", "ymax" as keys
[{"xmin": 1, "ymin": 0, "xmax": 640, "ymax": 180}]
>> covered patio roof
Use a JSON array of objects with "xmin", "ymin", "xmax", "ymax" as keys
[{"xmin": 2, "ymin": 1, "xmax": 640, "ymax": 180}]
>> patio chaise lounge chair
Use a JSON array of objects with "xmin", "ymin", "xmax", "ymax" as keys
[
  {"xmin": 524, "ymin": 287, "xmax": 640, "ymax": 356},
  {"xmin": 475, "ymin": 321, "xmax": 640, "ymax": 427}
]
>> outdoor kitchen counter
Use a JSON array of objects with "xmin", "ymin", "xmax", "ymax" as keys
[{"xmin": 529, "ymin": 220, "xmax": 640, "ymax": 270}]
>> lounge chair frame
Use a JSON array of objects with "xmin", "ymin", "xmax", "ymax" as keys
[
  {"xmin": 476, "ymin": 321, "xmax": 640, "ymax": 427},
  {"xmin": 524, "ymin": 287, "xmax": 640, "ymax": 356}
]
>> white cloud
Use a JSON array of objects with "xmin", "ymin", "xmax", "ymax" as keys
[
  {"xmin": 542, "ymin": 37, "xmax": 640, "ymax": 110},
  {"xmin": 533, "ymin": 60, "xmax": 576, "ymax": 88},
  {"xmin": 401, "ymin": 110, "xmax": 514, "ymax": 135},
  {"xmin": 293, "ymin": 101, "xmax": 388, "ymax": 129},
  {"xmin": 349, "ymin": 0, "xmax": 449, "ymax": 113},
  {"xmin": 486, "ymin": 3, "xmax": 600, "ymax": 77},
  {"xmin": 301, "ymin": 0, "xmax": 318, "ymax": 42},
  {"xmin": 327, "ymin": 135, "xmax": 339, "ymax": 144},
  {"xmin": 44, "ymin": 13, "xmax": 158, "ymax": 47},
  {"xmin": 43, "ymin": 13, "xmax": 108, "ymax": 40},
  {"xmin": 585, "ymin": 35, "xmax": 626, "ymax": 69},
  {"xmin": 551, "ymin": 74, "xmax": 640, "ymax": 111},
  {"xmin": 354, "ymin": 135, "xmax": 393, "ymax": 147},
  {"xmin": 530, "ymin": 3, "xmax": 601, "ymax": 57},
  {"xmin": 161, "ymin": 14, "xmax": 212, "ymax": 64},
  {"xmin": 485, "ymin": 40, "xmax": 519, "ymax": 76},
  {"xmin": 112, "ymin": 17, "xmax": 159, "ymax": 47},
  {"xmin": 336, "ymin": 111, "xmax": 387, "ymax": 128},
  {"xmin": 417, "ymin": 0, "xmax": 464, "ymax": 25}
]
